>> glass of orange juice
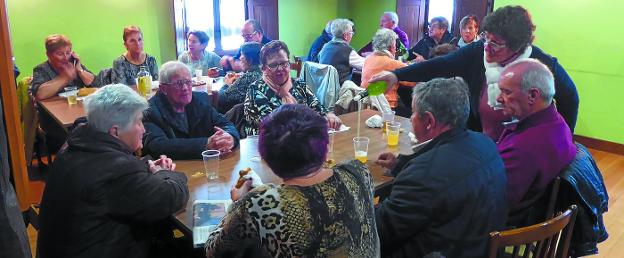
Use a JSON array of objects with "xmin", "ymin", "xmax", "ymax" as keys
[
  {"xmin": 387, "ymin": 122, "xmax": 401, "ymax": 146},
  {"xmin": 353, "ymin": 137, "xmax": 369, "ymax": 163}
]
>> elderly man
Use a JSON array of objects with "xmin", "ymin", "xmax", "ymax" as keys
[
  {"xmin": 318, "ymin": 18, "xmax": 365, "ymax": 85},
  {"xmin": 360, "ymin": 12, "xmax": 410, "ymax": 55},
  {"xmin": 221, "ymin": 19, "xmax": 271, "ymax": 72},
  {"xmin": 409, "ymin": 16, "xmax": 454, "ymax": 61},
  {"xmin": 375, "ymin": 78, "xmax": 507, "ymax": 257},
  {"xmin": 496, "ymin": 58, "xmax": 576, "ymax": 224},
  {"xmin": 143, "ymin": 61, "xmax": 240, "ymax": 160},
  {"xmin": 306, "ymin": 20, "xmax": 333, "ymax": 62},
  {"xmin": 38, "ymin": 84, "xmax": 189, "ymax": 258}
]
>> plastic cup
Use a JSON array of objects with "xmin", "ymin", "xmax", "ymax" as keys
[
  {"xmin": 353, "ymin": 137, "xmax": 370, "ymax": 163},
  {"xmin": 381, "ymin": 110, "xmax": 395, "ymax": 133},
  {"xmin": 202, "ymin": 150, "xmax": 220, "ymax": 180},
  {"xmin": 328, "ymin": 129, "xmax": 336, "ymax": 155},
  {"xmin": 387, "ymin": 122, "xmax": 401, "ymax": 146},
  {"xmin": 64, "ymin": 86, "xmax": 78, "ymax": 105},
  {"xmin": 195, "ymin": 69, "xmax": 203, "ymax": 80}
]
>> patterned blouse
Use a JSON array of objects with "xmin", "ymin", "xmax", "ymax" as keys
[
  {"xmin": 111, "ymin": 54, "xmax": 158, "ymax": 86},
  {"xmin": 243, "ymin": 78, "xmax": 326, "ymax": 136},
  {"xmin": 205, "ymin": 160, "xmax": 380, "ymax": 257},
  {"xmin": 218, "ymin": 67, "xmax": 262, "ymax": 113},
  {"xmin": 177, "ymin": 50, "xmax": 221, "ymax": 75}
]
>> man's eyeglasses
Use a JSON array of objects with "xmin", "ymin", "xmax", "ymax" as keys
[
  {"xmin": 266, "ymin": 61, "xmax": 290, "ymax": 71},
  {"xmin": 481, "ymin": 32, "xmax": 507, "ymax": 51},
  {"xmin": 161, "ymin": 79, "xmax": 192, "ymax": 90},
  {"xmin": 242, "ymin": 31, "xmax": 258, "ymax": 40}
]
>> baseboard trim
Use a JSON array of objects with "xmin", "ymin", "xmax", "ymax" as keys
[{"xmin": 574, "ymin": 135, "xmax": 624, "ymax": 156}]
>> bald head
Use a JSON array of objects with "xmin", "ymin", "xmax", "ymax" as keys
[{"xmin": 497, "ymin": 58, "xmax": 555, "ymax": 119}]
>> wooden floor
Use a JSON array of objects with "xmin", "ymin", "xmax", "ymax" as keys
[{"xmin": 24, "ymin": 148, "xmax": 624, "ymax": 257}]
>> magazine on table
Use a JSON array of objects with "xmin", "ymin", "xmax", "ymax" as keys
[{"xmin": 192, "ymin": 199, "xmax": 232, "ymax": 248}]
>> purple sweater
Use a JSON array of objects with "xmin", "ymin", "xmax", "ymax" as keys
[
  {"xmin": 393, "ymin": 26, "xmax": 409, "ymax": 48},
  {"xmin": 497, "ymin": 105, "xmax": 576, "ymax": 211}
]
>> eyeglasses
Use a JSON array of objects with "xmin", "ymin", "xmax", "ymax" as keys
[
  {"xmin": 242, "ymin": 31, "xmax": 258, "ymax": 40},
  {"xmin": 481, "ymin": 32, "xmax": 508, "ymax": 51},
  {"xmin": 266, "ymin": 61, "xmax": 290, "ymax": 71},
  {"xmin": 161, "ymin": 79, "xmax": 193, "ymax": 90}
]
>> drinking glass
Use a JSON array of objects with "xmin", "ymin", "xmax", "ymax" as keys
[
  {"xmin": 64, "ymin": 86, "xmax": 78, "ymax": 105},
  {"xmin": 202, "ymin": 150, "xmax": 220, "ymax": 180},
  {"xmin": 353, "ymin": 137, "xmax": 370, "ymax": 163},
  {"xmin": 381, "ymin": 110, "xmax": 395, "ymax": 133},
  {"xmin": 387, "ymin": 122, "xmax": 401, "ymax": 146}
]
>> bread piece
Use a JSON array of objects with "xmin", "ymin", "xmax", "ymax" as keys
[
  {"xmin": 235, "ymin": 167, "xmax": 252, "ymax": 188},
  {"xmin": 77, "ymin": 87, "xmax": 97, "ymax": 97}
]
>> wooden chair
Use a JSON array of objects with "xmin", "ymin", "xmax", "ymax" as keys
[
  {"xmin": 488, "ymin": 205, "xmax": 578, "ymax": 258},
  {"xmin": 290, "ymin": 56, "xmax": 303, "ymax": 78}
]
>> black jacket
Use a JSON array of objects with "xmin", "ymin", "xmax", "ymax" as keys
[
  {"xmin": 408, "ymin": 31, "xmax": 454, "ymax": 60},
  {"xmin": 394, "ymin": 40, "xmax": 579, "ymax": 133},
  {"xmin": 557, "ymin": 143, "xmax": 609, "ymax": 256},
  {"xmin": 143, "ymin": 91, "xmax": 240, "ymax": 160},
  {"xmin": 37, "ymin": 124, "xmax": 189, "ymax": 258},
  {"xmin": 375, "ymin": 128, "xmax": 508, "ymax": 258}
]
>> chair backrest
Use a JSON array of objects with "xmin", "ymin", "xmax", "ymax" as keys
[
  {"xmin": 17, "ymin": 76, "xmax": 37, "ymax": 163},
  {"xmin": 488, "ymin": 205, "xmax": 578, "ymax": 258},
  {"xmin": 225, "ymin": 103, "xmax": 246, "ymax": 139},
  {"xmin": 290, "ymin": 56, "xmax": 303, "ymax": 78},
  {"xmin": 299, "ymin": 61, "xmax": 341, "ymax": 111}
]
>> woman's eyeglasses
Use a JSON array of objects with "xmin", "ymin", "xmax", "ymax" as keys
[
  {"xmin": 161, "ymin": 79, "xmax": 193, "ymax": 90},
  {"xmin": 481, "ymin": 32, "xmax": 507, "ymax": 51},
  {"xmin": 266, "ymin": 61, "xmax": 290, "ymax": 71}
]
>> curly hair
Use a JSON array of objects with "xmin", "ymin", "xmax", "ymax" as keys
[
  {"xmin": 482, "ymin": 6, "xmax": 536, "ymax": 52},
  {"xmin": 258, "ymin": 104, "xmax": 329, "ymax": 179}
]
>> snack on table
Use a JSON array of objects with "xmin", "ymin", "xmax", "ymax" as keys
[
  {"xmin": 235, "ymin": 167, "xmax": 252, "ymax": 188},
  {"xmin": 77, "ymin": 87, "xmax": 97, "ymax": 97}
]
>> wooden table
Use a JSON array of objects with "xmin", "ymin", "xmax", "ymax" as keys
[
  {"xmin": 37, "ymin": 78, "xmax": 225, "ymax": 130},
  {"xmin": 172, "ymin": 109, "xmax": 414, "ymax": 234}
]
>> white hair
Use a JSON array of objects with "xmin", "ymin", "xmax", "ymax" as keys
[
  {"xmin": 324, "ymin": 20, "xmax": 333, "ymax": 34},
  {"xmin": 383, "ymin": 12, "xmax": 399, "ymax": 26},
  {"xmin": 159, "ymin": 61, "xmax": 191, "ymax": 84},
  {"xmin": 372, "ymin": 28, "xmax": 398, "ymax": 52},
  {"xmin": 508, "ymin": 58, "xmax": 555, "ymax": 103},
  {"xmin": 84, "ymin": 84, "xmax": 148, "ymax": 133},
  {"xmin": 330, "ymin": 19, "xmax": 354, "ymax": 39}
]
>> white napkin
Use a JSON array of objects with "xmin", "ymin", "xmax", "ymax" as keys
[{"xmin": 365, "ymin": 115, "xmax": 383, "ymax": 128}]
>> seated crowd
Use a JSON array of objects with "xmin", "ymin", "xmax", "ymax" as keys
[{"xmin": 33, "ymin": 5, "xmax": 604, "ymax": 258}]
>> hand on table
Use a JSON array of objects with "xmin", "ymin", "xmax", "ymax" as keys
[
  {"xmin": 376, "ymin": 152, "xmax": 397, "ymax": 169},
  {"xmin": 326, "ymin": 113, "xmax": 342, "ymax": 130},
  {"xmin": 207, "ymin": 127, "xmax": 235, "ymax": 155},
  {"xmin": 148, "ymin": 155, "xmax": 176, "ymax": 173},
  {"xmin": 412, "ymin": 53, "xmax": 425, "ymax": 63}
]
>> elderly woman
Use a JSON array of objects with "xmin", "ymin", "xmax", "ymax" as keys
[
  {"xmin": 409, "ymin": 16, "xmax": 455, "ymax": 61},
  {"xmin": 361, "ymin": 28, "xmax": 415, "ymax": 116},
  {"xmin": 318, "ymin": 18, "xmax": 365, "ymax": 85},
  {"xmin": 177, "ymin": 30, "xmax": 221, "ymax": 77},
  {"xmin": 370, "ymin": 5, "xmax": 579, "ymax": 141},
  {"xmin": 32, "ymin": 34, "xmax": 95, "ymax": 100},
  {"xmin": 143, "ymin": 61, "xmax": 240, "ymax": 160},
  {"xmin": 32, "ymin": 34, "xmax": 95, "ymax": 153},
  {"xmin": 206, "ymin": 104, "xmax": 379, "ymax": 257},
  {"xmin": 217, "ymin": 42, "xmax": 262, "ymax": 113},
  {"xmin": 112, "ymin": 25, "xmax": 159, "ymax": 86},
  {"xmin": 243, "ymin": 40, "xmax": 341, "ymax": 136},
  {"xmin": 457, "ymin": 15, "xmax": 480, "ymax": 47},
  {"xmin": 375, "ymin": 78, "xmax": 507, "ymax": 257},
  {"xmin": 37, "ymin": 84, "xmax": 189, "ymax": 258}
]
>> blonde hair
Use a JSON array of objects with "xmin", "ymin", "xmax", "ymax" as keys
[
  {"xmin": 123, "ymin": 25, "xmax": 142, "ymax": 41},
  {"xmin": 45, "ymin": 34, "xmax": 72, "ymax": 54}
]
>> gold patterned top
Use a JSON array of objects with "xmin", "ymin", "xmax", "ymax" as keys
[{"xmin": 205, "ymin": 160, "xmax": 379, "ymax": 257}]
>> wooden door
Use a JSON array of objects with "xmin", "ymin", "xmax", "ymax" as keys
[
  {"xmin": 397, "ymin": 0, "xmax": 426, "ymax": 48},
  {"xmin": 451, "ymin": 0, "xmax": 493, "ymax": 36},
  {"xmin": 247, "ymin": 0, "xmax": 279, "ymax": 40}
]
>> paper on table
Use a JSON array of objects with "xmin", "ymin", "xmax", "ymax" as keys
[
  {"xmin": 333, "ymin": 124, "xmax": 350, "ymax": 132},
  {"xmin": 58, "ymin": 90, "xmax": 86, "ymax": 101}
]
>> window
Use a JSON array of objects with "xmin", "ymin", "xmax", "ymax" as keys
[
  {"xmin": 175, "ymin": 0, "xmax": 247, "ymax": 55},
  {"xmin": 427, "ymin": 0, "xmax": 455, "ymax": 29}
]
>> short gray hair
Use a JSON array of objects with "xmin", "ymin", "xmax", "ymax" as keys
[
  {"xmin": 331, "ymin": 19, "xmax": 354, "ymax": 39},
  {"xmin": 324, "ymin": 20, "xmax": 333, "ymax": 34},
  {"xmin": 508, "ymin": 58, "xmax": 555, "ymax": 103},
  {"xmin": 372, "ymin": 28, "xmax": 398, "ymax": 52},
  {"xmin": 159, "ymin": 61, "xmax": 190, "ymax": 84},
  {"xmin": 383, "ymin": 12, "xmax": 399, "ymax": 25},
  {"xmin": 430, "ymin": 16, "xmax": 449, "ymax": 30},
  {"xmin": 84, "ymin": 84, "xmax": 148, "ymax": 133},
  {"xmin": 412, "ymin": 77, "xmax": 470, "ymax": 128}
]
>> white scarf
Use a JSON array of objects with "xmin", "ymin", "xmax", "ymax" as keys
[{"xmin": 483, "ymin": 45, "xmax": 532, "ymax": 109}]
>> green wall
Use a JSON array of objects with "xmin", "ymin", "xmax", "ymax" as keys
[
  {"xmin": 278, "ymin": 0, "xmax": 339, "ymax": 58},
  {"xmin": 495, "ymin": 0, "xmax": 624, "ymax": 144},
  {"xmin": 8, "ymin": 0, "xmax": 176, "ymax": 81},
  {"xmin": 337, "ymin": 0, "xmax": 397, "ymax": 50}
]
